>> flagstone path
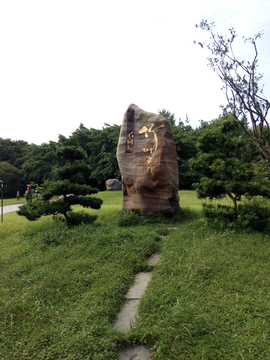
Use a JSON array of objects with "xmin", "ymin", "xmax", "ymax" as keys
[
  {"xmin": 115, "ymin": 230, "xmax": 176, "ymax": 360},
  {"xmin": 2, "ymin": 204, "xmax": 23, "ymax": 214}
]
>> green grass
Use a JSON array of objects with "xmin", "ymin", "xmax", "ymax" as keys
[
  {"xmin": 2, "ymin": 197, "xmax": 27, "ymax": 206},
  {"xmin": 1, "ymin": 190, "xmax": 270, "ymax": 359},
  {"xmin": 131, "ymin": 224, "xmax": 270, "ymax": 359}
]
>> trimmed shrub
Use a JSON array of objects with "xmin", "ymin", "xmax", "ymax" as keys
[{"xmin": 202, "ymin": 198, "xmax": 270, "ymax": 233}]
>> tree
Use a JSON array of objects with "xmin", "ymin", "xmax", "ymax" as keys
[
  {"xmin": 190, "ymin": 114, "xmax": 270, "ymax": 220},
  {"xmin": 0, "ymin": 138, "xmax": 30, "ymax": 169},
  {"xmin": 196, "ymin": 20, "xmax": 270, "ymax": 161},
  {"xmin": 158, "ymin": 109, "xmax": 176, "ymax": 127},
  {"xmin": 172, "ymin": 119, "xmax": 201, "ymax": 189},
  {"xmin": 21, "ymin": 141, "xmax": 58, "ymax": 184},
  {"xmin": 158, "ymin": 109, "xmax": 203, "ymax": 189},
  {"xmin": 0, "ymin": 162, "xmax": 25, "ymax": 198},
  {"xmin": 62, "ymin": 123, "xmax": 121, "ymax": 189},
  {"xmin": 17, "ymin": 145, "xmax": 103, "ymax": 224}
]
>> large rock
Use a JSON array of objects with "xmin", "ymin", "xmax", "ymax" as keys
[
  {"xmin": 106, "ymin": 179, "xmax": 122, "ymax": 190},
  {"xmin": 116, "ymin": 104, "xmax": 180, "ymax": 215}
]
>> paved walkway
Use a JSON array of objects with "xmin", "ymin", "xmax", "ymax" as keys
[{"xmin": 2, "ymin": 204, "xmax": 23, "ymax": 214}]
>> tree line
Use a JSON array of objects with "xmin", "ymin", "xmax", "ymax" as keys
[
  {"xmin": 0, "ymin": 116, "xmax": 202, "ymax": 198},
  {"xmin": 1, "ymin": 111, "xmax": 269, "ymax": 196},
  {"xmin": 2, "ymin": 109, "xmax": 270, "ymax": 229}
]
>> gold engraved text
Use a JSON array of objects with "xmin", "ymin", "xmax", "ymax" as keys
[
  {"xmin": 126, "ymin": 131, "xmax": 134, "ymax": 153},
  {"xmin": 139, "ymin": 122, "xmax": 164, "ymax": 173}
]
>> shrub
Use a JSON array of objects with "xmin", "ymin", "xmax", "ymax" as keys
[
  {"xmin": 116, "ymin": 208, "xmax": 194, "ymax": 226},
  {"xmin": 65, "ymin": 211, "xmax": 98, "ymax": 226},
  {"xmin": 237, "ymin": 198, "xmax": 270, "ymax": 232},
  {"xmin": 202, "ymin": 198, "xmax": 270, "ymax": 233},
  {"xmin": 202, "ymin": 203, "xmax": 234, "ymax": 222}
]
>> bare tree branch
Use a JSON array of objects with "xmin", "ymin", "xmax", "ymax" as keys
[{"xmin": 196, "ymin": 20, "xmax": 270, "ymax": 160}]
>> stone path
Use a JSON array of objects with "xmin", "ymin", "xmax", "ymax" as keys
[
  {"xmin": 115, "ymin": 231, "xmax": 172, "ymax": 360},
  {"xmin": 2, "ymin": 202, "xmax": 175, "ymax": 359},
  {"xmin": 114, "ymin": 272, "xmax": 152, "ymax": 333},
  {"xmin": 115, "ymin": 271, "xmax": 154, "ymax": 359},
  {"xmin": 2, "ymin": 204, "xmax": 23, "ymax": 214},
  {"xmin": 118, "ymin": 346, "xmax": 152, "ymax": 360}
]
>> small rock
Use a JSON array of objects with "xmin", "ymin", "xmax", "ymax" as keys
[
  {"xmin": 146, "ymin": 254, "xmax": 161, "ymax": 266},
  {"xmin": 125, "ymin": 273, "xmax": 152, "ymax": 299},
  {"xmin": 118, "ymin": 346, "xmax": 152, "ymax": 360},
  {"xmin": 114, "ymin": 299, "xmax": 140, "ymax": 332},
  {"xmin": 106, "ymin": 179, "xmax": 122, "ymax": 190}
]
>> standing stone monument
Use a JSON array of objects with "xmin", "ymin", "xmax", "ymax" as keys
[{"xmin": 116, "ymin": 104, "xmax": 180, "ymax": 215}]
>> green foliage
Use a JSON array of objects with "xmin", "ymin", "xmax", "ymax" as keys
[
  {"xmin": 61, "ymin": 123, "xmax": 121, "ymax": 189},
  {"xmin": 202, "ymin": 203, "xmax": 235, "ymax": 226},
  {"xmin": 158, "ymin": 108, "xmax": 203, "ymax": 189},
  {"xmin": 24, "ymin": 183, "xmax": 41, "ymax": 203},
  {"xmin": 251, "ymin": 158, "xmax": 270, "ymax": 178},
  {"xmin": 21, "ymin": 141, "xmax": 58, "ymax": 184},
  {"xmin": 56, "ymin": 211, "xmax": 98, "ymax": 225},
  {"xmin": 116, "ymin": 208, "xmax": 194, "ymax": 227},
  {"xmin": 172, "ymin": 120, "xmax": 201, "ymax": 189},
  {"xmin": 0, "ymin": 138, "xmax": 29, "ymax": 168},
  {"xmin": 1, "ymin": 116, "xmax": 202, "ymax": 192},
  {"xmin": 202, "ymin": 197, "xmax": 270, "ymax": 233},
  {"xmin": 237, "ymin": 197, "xmax": 270, "ymax": 231},
  {"xmin": 17, "ymin": 145, "xmax": 102, "ymax": 224},
  {"xmin": 40, "ymin": 180, "xmax": 99, "ymax": 199},
  {"xmin": 158, "ymin": 109, "xmax": 176, "ymax": 127},
  {"xmin": 190, "ymin": 114, "xmax": 270, "ymax": 219},
  {"xmin": 56, "ymin": 145, "xmax": 87, "ymax": 161},
  {"xmin": 0, "ymin": 161, "xmax": 25, "ymax": 198},
  {"xmin": 54, "ymin": 163, "xmax": 92, "ymax": 184}
]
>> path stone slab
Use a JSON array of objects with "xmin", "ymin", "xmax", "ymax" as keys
[
  {"xmin": 146, "ymin": 254, "xmax": 161, "ymax": 266},
  {"xmin": 3, "ymin": 204, "xmax": 23, "ymax": 214},
  {"xmin": 114, "ymin": 299, "xmax": 140, "ymax": 332},
  {"xmin": 125, "ymin": 272, "xmax": 152, "ymax": 299},
  {"xmin": 118, "ymin": 345, "xmax": 152, "ymax": 360}
]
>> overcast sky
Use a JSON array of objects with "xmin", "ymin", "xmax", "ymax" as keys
[{"xmin": 1, "ymin": 0, "xmax": 270, "ymax": 145}]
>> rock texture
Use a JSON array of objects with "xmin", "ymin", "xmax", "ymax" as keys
[
  {"xmin": 116, "ymin": 104, "xmax": 180, "ymax": 215},
  {"xmin": 106, "ymin": 179, "xmax": 122, "ymax": 190}
]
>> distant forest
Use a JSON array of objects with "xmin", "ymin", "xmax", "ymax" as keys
[{"xmin": 0, "ymin": 110, "xmax": 264, "ymax": 198}]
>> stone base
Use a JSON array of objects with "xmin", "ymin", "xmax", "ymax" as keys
[{"xmin": 122, "ymin": 192, "xmax": 180, "ymax": 215}]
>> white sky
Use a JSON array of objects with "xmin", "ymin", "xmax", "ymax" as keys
[{"xmin": 1, "ymin": 0, "xmax": 270, "ymax": 145}]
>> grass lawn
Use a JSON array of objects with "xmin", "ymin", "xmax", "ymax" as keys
[
  {"xmin": 1, "ymin": 191, "xmax": 270, "ymax": 359},
  {"xmin": 2, "ymin": 197, "xmax": 27, "ymax": 206}
]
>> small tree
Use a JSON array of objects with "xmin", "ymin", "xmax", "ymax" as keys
[
  {"xmin": 0, "ymin": 162, "xmax": 25, "ymax": 198},
  {"xmin": 158, "ymin": 109, "xmax": 176, "ymax": 127},
  {"xmin": 18, "ymin": 145, "xmax": 102, "ymax": 224},
  {"xmin": 195, "ymin": 20, "xmax": 270, "ymax": 161},
  {"xmin": 190, "ymin": 115, "xmax": 270, "ymax": 220}
]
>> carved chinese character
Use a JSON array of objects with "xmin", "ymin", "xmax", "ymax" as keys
[
  {"xmin": 139, "ymin": 123, "xmax": 164, "ymax": 151},
  {"xmin": 126, "ymin": 145, "xmax": 134, "ymax": 153}
]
